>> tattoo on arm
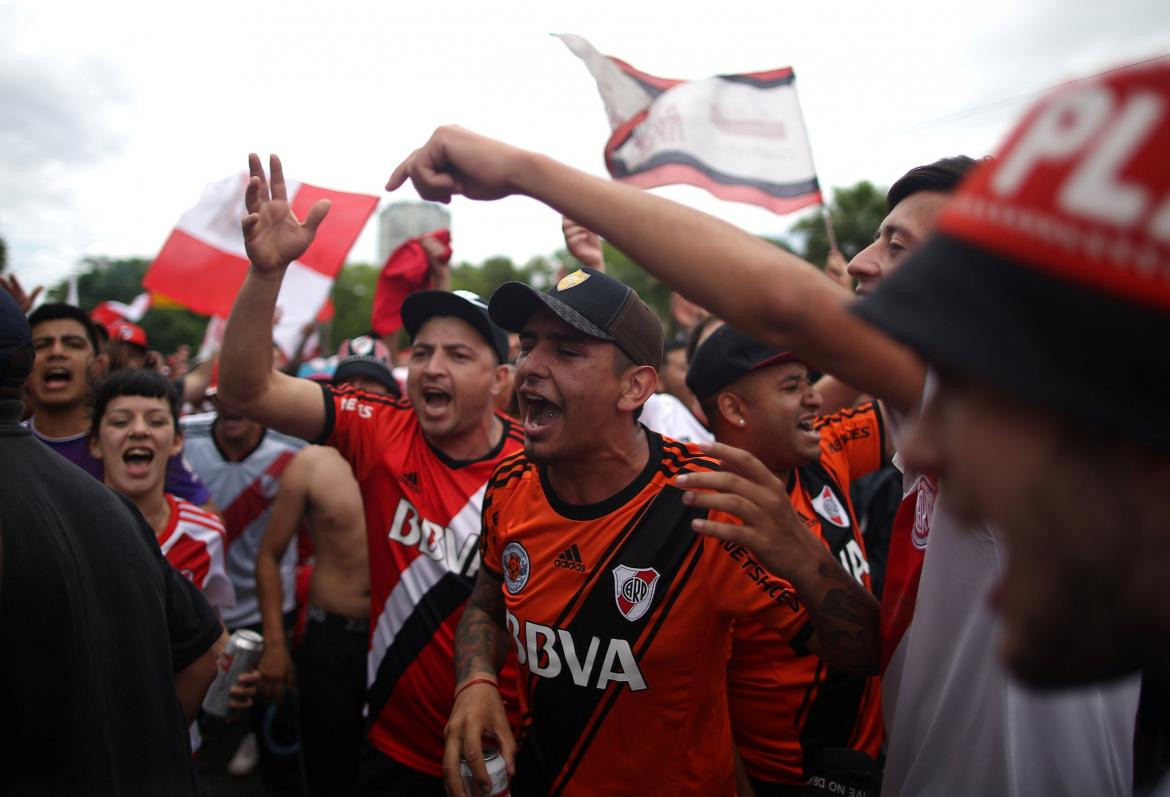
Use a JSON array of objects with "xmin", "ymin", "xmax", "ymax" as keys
[
  {"xmin": 807, "ymin": 560, "xmax": 880, "ymax": 674},
  {"xmin": 455, "ymin": 568, "xmax": 510, "ymax": 683}
]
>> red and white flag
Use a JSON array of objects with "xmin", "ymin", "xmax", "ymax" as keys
[
  {"xmin": 558, "ymin": 34, "xmax": 822, "ymax": 215},
  {"xmin": 144, "ymin": 171, "xmax": 378, "ymax": 356}
]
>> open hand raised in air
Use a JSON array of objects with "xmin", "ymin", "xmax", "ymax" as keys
[{"xmin": 243, "ymin": 153, "xmax": 331, "ymax": 274}]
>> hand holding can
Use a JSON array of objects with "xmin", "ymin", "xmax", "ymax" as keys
[{"xmin": 202, "ymin": 630, "xmax": 265, "ymax": 719}]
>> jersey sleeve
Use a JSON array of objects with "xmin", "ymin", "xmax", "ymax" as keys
[
  {"xmin": 814, "ymin": 401, "xmax": 887, "ymax": 486},
  {"xmin": 703, "ymin": 512, "xmax": 813, "ymax": 653},
  {"xmin": 164, "ymin": 453, "xmax": 211, "ymax": 505},
  {"xmin": 121, "ymin": 497, "xmax": 223, "ymax": 671},
  {"xmin": 479, "ymin": 453, "xmax": 528, "ymax": 579},
  {"xmin": 315, "ymin": 382, "xmax": 411, "ymax": 480},
  {"xmin": 479, "ymin": 468, "xmax": 507, "ymax": 579}
]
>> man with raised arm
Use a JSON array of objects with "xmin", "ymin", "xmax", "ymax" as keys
[
  {"xmin": 252, "ymin": 349, "xmax": 395, "ymax": 796},
  {"xmin": 389, "ymin": 131, "xmax": 1139, "ymax": 795},
  {"xmin": 443, "ymin": 266, "xmax": 879, "ymax": 796},
  {"xmin": 219, "ymin": 154, "xmax": 522, "ymax": 795}
]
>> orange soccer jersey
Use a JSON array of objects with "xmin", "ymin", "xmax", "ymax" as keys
[
  {"xmin": 481, "ymin": 431, "xmax": 810, "ymax": 796},
  {"xmin": 728, "ymin": 402, "xmax": 887, "ymax": 785}
]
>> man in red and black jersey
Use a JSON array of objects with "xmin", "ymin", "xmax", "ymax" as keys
[
  {"xmin": 687, "ymin": 325, "xmax": 889, "ymax": 795},
  {"xmin": 445, "ymin": 267, "xmax": 879, "ymax": 796},
  {"xmin": 216, "ymin": 154, "xmax": 523, "ymax": 795}
]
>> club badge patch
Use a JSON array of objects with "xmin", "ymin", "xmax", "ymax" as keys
[
  {"xmin": 502, "ymin": 542, "xmax": 531, "ymax": 595},
  {"xmin": 556, "ymin": 270, "xmax": 591, "ymax": 291},
  {"xmin": 811, "ymin": 486, "xmax": 850, "ymax": 528},
  {"xmin": 912, "ymin": 476, "xmax": 937, "ymax": 550},
  {"xmin": 613, "ymin": 565, "xmax": 660, "ymax": 622}
]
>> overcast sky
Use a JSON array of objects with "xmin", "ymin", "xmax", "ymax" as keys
[{"xmin": 3, "ymin": 0, "xmax": 1168, "ymax": 292}]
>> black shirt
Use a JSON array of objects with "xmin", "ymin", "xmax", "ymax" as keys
[{"xmin": 0, "ymin": 399, "xmax": 222, "ymax": 795}]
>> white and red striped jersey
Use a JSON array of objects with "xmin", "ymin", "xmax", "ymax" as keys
[
  {"xmin": 159, "ymin": 493, "xmax": 234, "ymax": 610},
  {"xmin": 318, "ymin": 384, "xmax": 523, "ymax": 777},
  {"xmin": 181, "ymin": 412, "xmax": 304, "ymax": 628}
]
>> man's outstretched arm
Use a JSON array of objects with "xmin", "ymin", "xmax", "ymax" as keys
[
  {"xmin": 389, "ymin": 128, "xmax": 925, "ymax": 414},
  {"xmin": 219, "ymin": 153, "xmax": 330, "ymax": 441}
]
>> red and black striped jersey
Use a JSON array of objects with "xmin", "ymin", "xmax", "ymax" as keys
[
  {"xmin": 727, "ymin": 403, "xmax": 886, "ymax": 785},
  {"xmin": 318, "ymin": 383, "xmax": 524, "ymax": 777},
  {"xmin": 481, "ymin": 430, "xmax": 810, "ymax": 796},
  {"xmin": 158, "ymin": 493, "xmax": 234, "ymax": 611}
]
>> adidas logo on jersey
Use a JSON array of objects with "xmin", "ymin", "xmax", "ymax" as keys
[
  {"xmin": 555, "ymin": 544, "xmax": 586, "ymax": 573},
  {"xmin": 399, "ymin": 471, "xmax": 421, "ymax": 492}
]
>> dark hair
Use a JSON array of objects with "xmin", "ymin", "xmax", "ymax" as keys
[
  {"xmin": 27, "ymin": 303, "xmax": 100, "ymax": 354},
  {"xmin": 664, "ymin": 336, "xmax": 687, "ymax": 356},
  {"xmin": 89, "ymin": 368, "xmax": 181, "ymax": 439},
  {"xmin": 0, "ymin": 345, "xmax": 34, "ymax": 400},
  {"xmin": 887, "ymin": 156, "xmax": 978, "ymax": 212},
  {"xmin": 684, "ymin": 315, "xmax": 720, "ymax": 365}
]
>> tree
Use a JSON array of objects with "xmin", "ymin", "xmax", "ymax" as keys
[
  {"xmin": 329, "ymin": 262, "xmax": 379, "ymax": 345},
  {"xmin": 46, "ymin": 258, "xmax": 208, "ymax": 355},
  {"xmin": 790, "ymin": 181, "xmax": 888, "ymax": 267}
]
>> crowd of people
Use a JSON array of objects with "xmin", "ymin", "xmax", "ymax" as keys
[{"xmin": 1, "ymin": 55, "xmax": 1168, "ymax": 797}]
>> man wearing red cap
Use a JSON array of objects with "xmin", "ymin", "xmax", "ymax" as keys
[{"xmin": 854, "ymin": 58, "xmax": 1170, "ymax": 792}]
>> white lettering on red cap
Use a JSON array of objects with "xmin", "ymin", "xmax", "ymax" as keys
[{"xmin": 939, "ymin": 59, "xmax": 1170, "ymax": 310}]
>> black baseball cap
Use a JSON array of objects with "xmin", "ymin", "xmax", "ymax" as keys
[
  {"xmin": 402, "ymin": 290, "xmax": 510, "ymax": 364},
  {"xmin": 686, "ymin": 325, "xmax": 799, "ymax": 401},
  {"xmin": 333, "ymin": 335, "xmax": 399, "ymax": 396},
  {"xmin": 854, "ymin": 58, "xmax": 1170, "ymax": 450},
  {"xmin": 489, "ymin": 268, "xmax": 663, "ymax": 369},
  {"xmin": 0, "ymin": 288, "xmax": 33, "ymax": 389}
]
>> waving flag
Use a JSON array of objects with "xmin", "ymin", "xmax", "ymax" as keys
[
  {"xmin": 558, "ymin": 34, "xmax": 822, "ymax": 215},
  {"xmin": 144, "ymin": 171, "xmax": 378, "ymax": 355}
]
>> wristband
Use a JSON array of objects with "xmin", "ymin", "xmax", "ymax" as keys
[{"xmin": 454, "ymin": 677, "xmax": 499, "ymax": 701}]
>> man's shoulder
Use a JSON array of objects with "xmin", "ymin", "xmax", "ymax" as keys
[
  {"xmin": 486, "ymin": 448, "xmax": 536, "ymax": 494},
  {"xmin": 657, "ymin": 434, "xmax": 721, "ymax": 476}
]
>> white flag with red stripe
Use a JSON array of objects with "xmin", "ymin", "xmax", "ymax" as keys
[
  {"xmin": 558, "ymin": 34, "xmax": 822, "ymax": 215},
  {"xmin": 144, "ymin": 172, "xmax": 378, "ymax": 356}
]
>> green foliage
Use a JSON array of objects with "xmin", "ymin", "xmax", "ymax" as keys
[
  {"xmin": 790, "ymin": 181, "xmax": 888, "ymax": 267},
  {"xmin": 600, "ymin": 243, "xmax": 673, "ymax": 330},
  {"xmin": 45, "ymin": 258, "xmax": 208, "ymax": 355},
  {"xmin": 329, "ymin": 262, "xmax": 379, "ymax": 344}
]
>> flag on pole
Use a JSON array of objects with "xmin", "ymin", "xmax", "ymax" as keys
[
  {"xmin": 557, "ymin": 34, "xmax": 822, "ymax": 215},
  {"xmin": 143, "ymin": 171, "xmax": 378, "ymax": 356},
  {"xmin": 91, "ymin": 293, "xmax": 153, "ymax": 325}
]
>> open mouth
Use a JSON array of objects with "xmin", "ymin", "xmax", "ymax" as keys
[
  {"xmin": 797, "ymin": 416, "xmax": 819, "ymax": 440},
  {"xmin": 122, "ymin": 447, "xmax": 156, "ymax": 476},
  {"xmin": 522, "ymin": 393, "xmax": 562, "ymax": 437},
  {"xmin": 421, "ymin": 386, "xmax": 453, "ymax": 415},
  {"xmin": 43, "ymin": 367, "xmax": 73, "ymax": 388}
]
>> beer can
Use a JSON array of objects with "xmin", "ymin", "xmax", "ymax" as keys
[
  {"xmin": 201, "ymin": 629, "xmax": 264, "ymax": 718},
  {"xmin": 459, "ymin": 746, "xmax": 509, "ymax": 796}
]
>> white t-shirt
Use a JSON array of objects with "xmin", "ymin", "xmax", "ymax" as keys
[
  {"xmin": 181, "ymin": 412, "xmax": 304, "ymax": 628},
  {"xmin": 639, "ymin": 392, "xmax": 712, "ymax": 444},
  {"xmin": 881, "ymin": 379, "xmax": 1140, "ymax": 796}
]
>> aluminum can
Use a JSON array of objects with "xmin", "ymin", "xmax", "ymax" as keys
[
  {"xmin": 201, "ymin": 629, "xmax": 264, "ymax": 718},
  {"xmin": 459, "ymin": 746, "xmax": 509, "ymax": 796}
]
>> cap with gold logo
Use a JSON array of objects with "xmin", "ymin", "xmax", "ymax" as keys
[{"xmin": 489, "ymin": 267, "xmax": 664, "ymax": 369}]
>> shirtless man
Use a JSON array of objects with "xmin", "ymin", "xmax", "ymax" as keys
[{"xmin": 254, "ymin": 347, "xmax": 395, "ymax": 796}]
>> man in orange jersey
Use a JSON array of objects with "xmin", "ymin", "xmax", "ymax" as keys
[
  {"xmin": 687, "ymin": 325, "xmax": 887, "ymax": 795},
  {"xmin": 445, "ymin": 267, "xmax": 879, "ymax": 796}
]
